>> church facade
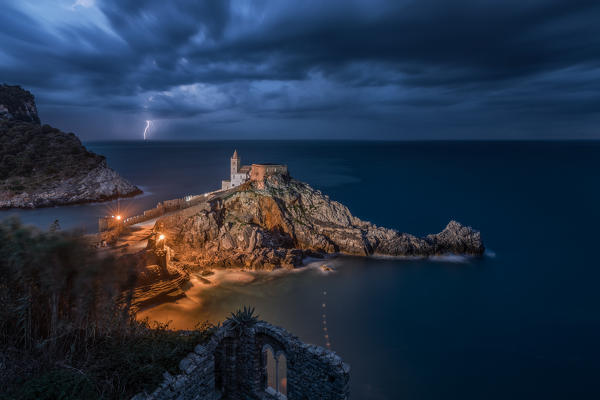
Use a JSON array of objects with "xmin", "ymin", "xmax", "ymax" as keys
[{"xmin": 221, "ymin": 150, "xmax": 288, "ymax": 190}]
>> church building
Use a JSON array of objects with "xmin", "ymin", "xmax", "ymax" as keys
[{"xmin": 221, "ymin": 150, "xmax": 288, "ymax": 190}]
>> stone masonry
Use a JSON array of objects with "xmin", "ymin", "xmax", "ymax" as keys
[{"xmin": 132, "ymin": 321, "xmax": 350, "ymax": 400}]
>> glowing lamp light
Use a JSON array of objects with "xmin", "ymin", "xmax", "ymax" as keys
[
  {"xmin": 158, "ymin": 234, "xmax": 165, "ymax": 241},
  {"xmin": 116, "ymin": 215, "xmax": 122, "ymax": 220}
]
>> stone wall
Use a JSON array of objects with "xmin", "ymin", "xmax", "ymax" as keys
[
  {"xmin": 250, "ymin": 164, "xmax": 288, "ymax": 183},
  {"xmin": 98, "ymin": 190, "xmax": 223, "ymax": 232},
  {"xmin": 132, "ymin": 321, "xmax": 350, "ymax": 400}
]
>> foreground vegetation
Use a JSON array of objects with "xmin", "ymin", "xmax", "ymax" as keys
[{"xmin": 0, "ymin": 218, "xmax": 213, "ymax": 399}]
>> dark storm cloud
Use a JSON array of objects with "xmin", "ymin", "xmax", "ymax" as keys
[{"xmin": 1, "ymin": 0, "xmax": 599, "ymax": 139}]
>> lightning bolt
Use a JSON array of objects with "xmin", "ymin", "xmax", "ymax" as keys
[{"xmin": 143, "ymin": 120, "xmax": 152, "ymax": 140}]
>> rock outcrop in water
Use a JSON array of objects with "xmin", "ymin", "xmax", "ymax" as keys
[
  {"xmin": 154, "ymin": 173, "xmax": 484, "ymax": 270},
  {"xmin": 0, "ymin": 84, "xmax": 141, "ymax": 208}
]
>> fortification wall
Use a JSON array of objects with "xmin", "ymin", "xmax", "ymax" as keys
[
  {"xmin": 99, "ymin": 191, "xmax": 221, "ymax": 232},
  {"xmin": 250, "ymin": 164, "xmax": 288, "ymax": 182},
  {"xmin": 132, "ymin": 321, "xmax": 350, "ymax": 400}
]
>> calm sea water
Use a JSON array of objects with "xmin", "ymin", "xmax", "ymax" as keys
[{"xmin": 3, "ymin": 141, "xmax": 599, "ymax": 399}]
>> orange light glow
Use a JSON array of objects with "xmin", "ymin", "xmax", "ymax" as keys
[
  {"xmin": 158, "ymin": 234, "xmax": 165, "ymax": 241},
  {"xmin": 116, "ymin": 215, "xmax": 122, "ymax": 220}
]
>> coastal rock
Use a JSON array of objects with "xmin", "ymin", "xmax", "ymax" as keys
[
  {"xmin": 0, "ymin": 85, "xmax": 141, "ymax": 208},
  {"xmin": 154, "ymin": 174, "xmax": 484, "ymax": 269},
  {"xmin": 0, "ymin": 157, "xmax": 141, "ymax": 208}
]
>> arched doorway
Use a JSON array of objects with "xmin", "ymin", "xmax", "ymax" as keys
[{"xmin": 263, "ymin": 345, "xmax": 287, "ymax": 399}]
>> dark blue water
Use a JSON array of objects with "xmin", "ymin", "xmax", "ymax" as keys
[{"xmin": 3, "ymin": 141, "xmax": 599, "ymax": 398}]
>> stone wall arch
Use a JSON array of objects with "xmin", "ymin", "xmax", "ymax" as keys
[{"xmin": 132, "ymin": 321, "xmax": 349, "ymax": 400}]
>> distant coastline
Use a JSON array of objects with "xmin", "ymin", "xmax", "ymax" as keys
[{"xmin": 0, "ymin": 85, "xmax": 141, "ymax": 209}]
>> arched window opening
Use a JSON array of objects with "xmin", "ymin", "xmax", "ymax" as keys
[
  {"xmin": 277, "ymin": 353, "xmax": 287, "ymax": 397},
  {"xmin": 265, "ymin": 347, "xmax": 277, "ymax": 392},
  {"xmin": 263, "ymin": 345, "xmax": 287, "ymax": 399}
]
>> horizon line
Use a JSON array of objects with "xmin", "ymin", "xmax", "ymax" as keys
[{"xmin": 83, "ymin": 138, "xmax": 600, "ymax": 143}]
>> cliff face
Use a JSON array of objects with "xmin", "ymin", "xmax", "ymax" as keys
[
  {"xmin": 0, "ymin": 85, "xmax": 141, "ymax": 208},
  {"xmin": 154, "ymin": 174, "xmax": 484, "ymax": 270}
]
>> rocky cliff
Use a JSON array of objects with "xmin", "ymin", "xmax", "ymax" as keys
[
  {"xmin": 0, "ymin": 85, "xmax": 141, "ymax": 208},
  {"xmin": 154, "ymin": 174, "xmax": 484, "ymax": 270}
]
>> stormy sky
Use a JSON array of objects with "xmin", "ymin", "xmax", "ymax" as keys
[{"xmin": 1, "ymin": 0, "xmax": 599, "ymax": 140}]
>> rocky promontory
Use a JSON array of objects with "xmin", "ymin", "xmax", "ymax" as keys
[
  {"xmin": 0, "ymin": 84, "xmax": 141, "ymax": 208},
  {"xmin": 153, "ymin": 173, "xmax": 484, "ymax": 270}
]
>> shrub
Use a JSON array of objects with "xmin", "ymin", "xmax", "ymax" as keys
[
  {"xmin": 8, "ymin": 369, "xmax": 96, "ymax": 400},
  {"xmin": 0, "ymin": 218, "xmax": 135, "ymax": 353}
]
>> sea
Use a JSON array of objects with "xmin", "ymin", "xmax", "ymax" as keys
[{"xmin": 2, "ymin": 141, "xmax": 599, "ymax": 399}]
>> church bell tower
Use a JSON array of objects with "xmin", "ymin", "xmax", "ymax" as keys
[{"xmin": 231, "ymin": 150, "xmax": 240, "ymax": 177}]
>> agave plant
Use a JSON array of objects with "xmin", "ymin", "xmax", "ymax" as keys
[{"xmin": 226, "ymin": 306, "xmax": 259, "ymax": 335}]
